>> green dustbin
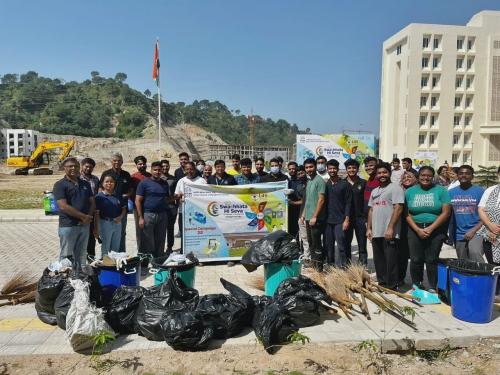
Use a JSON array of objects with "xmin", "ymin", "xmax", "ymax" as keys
[
  {"xmin": 264, "ymin": 260, "xmax": 302, "ymax": 296},
  {"xmin": 149, "ymin": 255, "xmax": 197, "ymax": 288}
]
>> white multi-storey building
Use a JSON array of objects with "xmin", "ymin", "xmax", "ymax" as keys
[
  {"xmin": 380, "ymin": 10, "xmax": 500, "ymax": 168},
  {"xmin": 0, "ymin": 129, "xmax": 40, "ymax": 158}
]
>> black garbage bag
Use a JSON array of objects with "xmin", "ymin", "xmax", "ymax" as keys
[
  {"xmin": 278, "ymin": 295, "xmax": 320, "ymax": 328},
  {"xmin": 195, "ymin": 279, "xmax": 253, "ymax": 339},
  {"xmin": 54, "ymin": 266, "xmax": 104, "ymax": 330},
  {"xmin": 448, "ymin": 259, "xmax": 497, "ymax": 275},
  {"xmin": 134, "ymin": 275, "xmax": 199, "ymax": 341},
  {"xmin": 160, "ymin": 310, "xmax": 213, "ymax": 351},
  {"xmin": 106, "ymin": 286, "xmax": 145, "ymax": 334},
  {"xmin": 241, "ymin": 231, "xmax": 300, "ymax": 272},
  {"xmin": 35, "ymin": 268, "xmax": 68, "ymax": 324},
  {"xmin": 274, "ymin": 276, "xmax": 332, "ymax": 304},
  {"xmin": 54, "ymin": 282, "xmax": 74, "ymax": 330},
  {"xmin": 252, "ymin": 296, "xmax": 298, "ymax": 354}
]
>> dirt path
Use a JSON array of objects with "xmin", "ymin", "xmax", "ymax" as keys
[{"xmin": 1, "ymin": 339, "xmax": 500, "ymax": 374}]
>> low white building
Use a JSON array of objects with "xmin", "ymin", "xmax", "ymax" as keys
[
  {"xmin": 380, "ymin": 10, "xmax": 500, "ymax": 168},
  {"xmin": 0, "ymin": 129, "xmax": 40, "ymax": 158}
]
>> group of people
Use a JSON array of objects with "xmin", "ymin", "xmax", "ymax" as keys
[{"xmin": 53, "ymin": 151, "xmax": 500, "ymax": 296}]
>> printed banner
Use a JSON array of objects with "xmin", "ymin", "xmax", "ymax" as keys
[
  {"xmin": 296, "ymin": 133, "xmax": 375, "ymax": 167},
  {"xmin": 182, "ymin": 182, "xmax": 288, "ymax": 262},
  {"xmin": 413, "ymin": 151, "xmax": 438, "ymax": 168}
]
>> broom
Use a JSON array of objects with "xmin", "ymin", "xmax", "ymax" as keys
[
  {"xmin": 1, "ymin": 272, "xmax": 37, "ymax": 295},
  {"xmin": 0, "ymin": 290, "xmax": 36, "ymax": 307}
]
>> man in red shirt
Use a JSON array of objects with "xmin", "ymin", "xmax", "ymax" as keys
[{"xmin": 131, "ymin": 156, "xmax": 151, "ymax": 253}]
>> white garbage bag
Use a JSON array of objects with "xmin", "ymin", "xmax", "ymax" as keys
[{"xmin": 65, "ymin": 279, "xmax": 115, "ymax": 352}]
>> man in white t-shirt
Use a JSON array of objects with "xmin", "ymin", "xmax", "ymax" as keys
[
  {"xmin": 391, "ymin": 157, "xmax": 404, "ymax": 184},
  {"xmin": 174, "ymin": 161, "xmax": 207, "ymax": 243}
]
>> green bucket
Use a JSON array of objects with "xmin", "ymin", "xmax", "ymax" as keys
[
  {"xmin": 151, "ymin": 266, "xmax": 196, "ymax": 288},
  {"xmin": 264, "ymin": 260, "xmax": 302, "ymax": 296},
  {"xmin": 150, "ymin": 255, "xmax": 197, "ymax": 288}
]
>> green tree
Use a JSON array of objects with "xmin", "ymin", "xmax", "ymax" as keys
[
  {"xmin": 475, "ymin": 165, "xmax": 498, "ymax": 187},
  {"xmin": 144, "ymin": 89, "xmax": 152, "ymax": 98},
  {"xmin": 1, "ymin": 74, "xmax": 18, "ymax": 84},
  {"xmin": 114, "ymin": 72, "xmax": 127, "ymax": 83}
]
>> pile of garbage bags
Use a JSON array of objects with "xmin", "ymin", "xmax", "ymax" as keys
[{"xmin": 35, "ymin": 265, "xmax": 330, "ymax": 353}]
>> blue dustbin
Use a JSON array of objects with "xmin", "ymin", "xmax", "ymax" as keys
[
  {"xmin": 98, "ymin": 257, "xmax": 141, "ymax": 302},
  {"xmin": 437, "ymin": 258, "xmax": 454, "ymax": 305},
  {"xmin": 264, "ymin": 260, "xmax": 302, "ymax": 296},
  {"xmin": 449, "ymin": 259, "xmax": 500, "ymax": 323}
]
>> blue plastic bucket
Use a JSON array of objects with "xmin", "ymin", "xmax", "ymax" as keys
[
  {"xmin": 98, "ymin": 257, "xmax": 141, "ymax": 302},
  {"xmin": 449, "ymin": 260, "xmax": 500, "ymax": 323},
  {"xmin": 437, "ymin": 258, "xmax": 453, "ymax": 305},
  {"xmin": 264, "ymin": 260, "xmax": 302, "ymax": 297}
]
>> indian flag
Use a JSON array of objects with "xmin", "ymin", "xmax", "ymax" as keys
[{"xmin": 153, "ymin": 40, "xmax": 160, "ymax": 84}]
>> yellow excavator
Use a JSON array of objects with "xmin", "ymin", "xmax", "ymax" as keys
[{"xmin": 7, "ymin": 139, "xmax": 76, "ymax": 175}]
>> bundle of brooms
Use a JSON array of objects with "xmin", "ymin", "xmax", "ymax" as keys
[
  {"xmin": 307, "ymin": 264, "xmax": 420, "ymax": 329},
  {"xmin": 0, "ymin": 272, "xmax": 37, "ymax": 307}
]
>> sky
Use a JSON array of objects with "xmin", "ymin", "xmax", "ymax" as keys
[{"xmin": 1, "ymin": 0, "xmax": 500, "ymax": 135}]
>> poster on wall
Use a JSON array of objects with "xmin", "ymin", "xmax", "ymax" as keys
[
  {"xmin": 182, "ymin": 181, "xmax": 288, "ymax": 262},
  {"xmin": 296, "ymin": 133, "xmax": 376, "ymax": 167},
  {"xmin": 413, "ymin": 151, "xmax": 438, "ymax": 168}
]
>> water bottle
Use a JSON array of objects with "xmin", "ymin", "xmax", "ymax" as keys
[{"xmin": 43, "ymin": 191, "xmax": 59, "ymax": 215}]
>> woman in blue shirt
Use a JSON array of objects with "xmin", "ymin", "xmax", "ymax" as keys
[{"xmin": 94, "ymin": 175, "xmax": 126, "ymax": 257}]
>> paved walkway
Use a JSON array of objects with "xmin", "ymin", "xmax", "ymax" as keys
[{"xmin": 0, "ymin": 209, "xmax": 499, "ymax": 356}]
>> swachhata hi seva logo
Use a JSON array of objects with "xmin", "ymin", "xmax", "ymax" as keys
[{"xmin": 207, "ymin": 202, "xmax": 219, "ymax": 216}]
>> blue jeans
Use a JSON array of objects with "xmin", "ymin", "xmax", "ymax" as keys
[
  {"xmin": 324, "ymin": 222, "xmax": 348, "ymax": 267},
  {"xmin": 99, "ymin": 218, "xmax": 122, "ymax": 257},
  {"xmin": 58, "ymin": 225, "xmax": 89, "ymax": 270}
]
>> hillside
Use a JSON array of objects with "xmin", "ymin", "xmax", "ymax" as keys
[{"xmin": 0, "ymin": 71, "xmax": 309, "ymax": 145}]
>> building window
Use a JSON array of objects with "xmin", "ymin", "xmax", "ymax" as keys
[
  {"xmin": 419, "ymin": 133, "xmax": 426, "ymax": 145},
  {"xmin": 454, "ymin": 115, "xmax": 461, "ymax": 126},
  {"xmin": 489, "ymin": 135, "xmax": 500, "ymax": 161},
  {"xmin": 456, "ymin": 76, "xmax": 463, "ymax": 88},
  {"xmin": 433, "ymin": 37, "xmax": 440, "ymax": 49},
  {"xmin": 463, "ymin": 152, "xmax": 471, "ymax": 163},
  {"xmin": 423, "ymin": 37, "xmax": 430, "ymax": 48},
  {"xmin": 468, "ymin": 38, "xmax": 475, "ymax": 50},
  {"xmin": 465, "ymin": 115, "xmax": 472, "ymax": 126},
  {"xmin": 419, "ymin": 114, "xmax": 427, "ymax": 126},
  {"xmin": 457, "ymin": 38, "xmax": 464, "ymax": 50},
  {"xmin": 452, "ymin": 153, "xmax": 459, "ymax": 164},
  {"xmin": 420, "ymin": 96, "xmax": 428, "ymax": 107},
  {"xmin": 466, "ymin": 77, "xmax": 473, "ymax": 89},
  {"xmin": 429, "ymin": 133, "xmax": 436, "ymax": 145},
  {"xmin": 431, "ymin": 96, "xmax": 438, "ymax": 107},
  {"xmin": 422, "ymin": 57, "xmax": 429, "ymax": 68},
  {"xmin": 464, "ymin": 133, "xmax": 471, "ymax": 145},
  {"xmin": 466, "ymin": 95, "xmax": 473, "ymax": 108},
  {"xmin": 430, "ymin": 114, "xmax": 437, "ymax": 126},
  {"xmin": 421, "ymin": 76, "xmax": 429, "ymax": 88},
  {"xmin": 453, "ymin": 134, "xmax": 460, "ymax": 145},
  {"xmin": 457, "ymin": 58, "xmax": 463, "ymax": 69},
  {"xmin": 467, "ymin": 57, "xmax": 474, "ymax": 70},
  {"xmin": 432, "ymin": 76, "xmax": 439, "ymax": 88},
  {"xmin": 455, "ymin": 96, "xmax": 462, "ymax": 107},
  {"xmin": 396, "ymin": 45, "xmax": 402, "ymax": 55},
  {"xmin": 432, "ymin": 57, "xmax": 439, "ymax": 68}
]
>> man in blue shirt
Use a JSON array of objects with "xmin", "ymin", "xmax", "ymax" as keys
[
  {"xmin": 449, "ymin": 165, "xmax": 485, "ymax": 262},
  {"xmin": 135, "ymin": 161, "xmax": 171, "ymax": 257},
  {"xmin": 53, "ymin": 157, "xmax": 95, "ymax": 270},
  {"xmin": 234, "ymin": 158, "xmax": 260, "ymax": 185}
]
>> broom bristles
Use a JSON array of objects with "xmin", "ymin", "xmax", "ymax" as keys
[
  {"xmin": 246, "ymin": 276, "xmax": 265, "ymax": 291},
  {"xmin": 1, "ymin": 272, "xmax": 37, "ymax": 295}
]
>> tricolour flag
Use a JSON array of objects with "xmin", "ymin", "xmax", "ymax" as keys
[{"xmin": 153, "ymin": 40, "xmax": 160, "ymax": 84}]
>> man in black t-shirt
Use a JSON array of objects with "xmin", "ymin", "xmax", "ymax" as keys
[
  {"xmin": 53, "ymin": 157, "xmax": 94, "ymax": 270},
  {"xmin": 100, "ymin": 152, "xmax": 132, "ymax": 252},
  {"xmin": 344, "ymin": 158, "xmax": 368, "ymax": 265}
]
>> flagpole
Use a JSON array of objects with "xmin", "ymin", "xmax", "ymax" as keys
[{"xmin": 156, "ymin": 38, "xmax": 161, "ymax": 159}]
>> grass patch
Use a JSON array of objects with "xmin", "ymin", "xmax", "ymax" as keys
[{"xmin": 0, "ymin": 190, "xmax": 43, "ymax": 209}]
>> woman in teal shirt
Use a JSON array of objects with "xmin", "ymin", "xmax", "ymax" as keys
[{"xmin": 405, "ymin": 166, "xmax": 451, "ymax": 291}]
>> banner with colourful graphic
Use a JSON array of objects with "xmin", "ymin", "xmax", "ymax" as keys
[
  {"xmin": 413, "ymin": 151, "xmax": 438, "ymax": 168},
  {"xmin": 182, "ymin": 182, "xmax": 288, "ymax": 262},
  {"xmin": 296, "ymin": 133, "xmax": 376, "ymax": 167}
]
